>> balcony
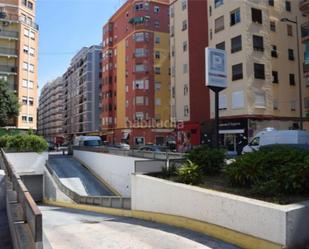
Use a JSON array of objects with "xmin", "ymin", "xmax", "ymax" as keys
[
  {"xmin": 300, "ymin": 0, "xmax": 309, "ymax": 13},
  {"xmin": 0, "ymin": 30, "xmax": 18, "ymax": 40},
  {"xmin": 304, "ymin": 63, "xmax": 309, "ymax": 76},
  {"xmin": 0, "ymin": 65, "xmax": 17, "ymax": 75},
  {"xmin": 0, "ymin": 47, "xmax": 17, "ymax": 58},
  {"xmin": 301, "ymin": 22, "xmax": 309, "ymax": 43}
]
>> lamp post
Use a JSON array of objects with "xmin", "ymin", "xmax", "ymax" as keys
[{"xmin": 281, "ymin": 16, "xmax": 304, "ymax": 130}]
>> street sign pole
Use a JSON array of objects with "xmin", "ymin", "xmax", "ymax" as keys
[{"xmin": 205, "ymin": 48, "xmax": 227, "ymax": 149}]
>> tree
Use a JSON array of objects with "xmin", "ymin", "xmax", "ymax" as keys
[{"xmin": 0, "ymin": 80, "xmax": 20, "ymax": 127}]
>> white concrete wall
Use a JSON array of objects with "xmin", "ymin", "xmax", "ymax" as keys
[
  {"xmin": 73, "ymin": 150, "xmax": 148, "ymax": 197},
  {"xmin": 131, "ymin": 175, "xmax": 309, "ymax": 247},
  {"xmin": 6, "ymin": 152, "xmax": 48, "ymax": 175},
  {"xmin": 0, "ymin": 170, "xmax": 5, "ymax": 210}
]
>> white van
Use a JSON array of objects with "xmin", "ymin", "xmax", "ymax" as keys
[
  {"xmin": 73, "ymin": 136, "xmax": 102, "ymax": 147},
  {"xmin": 242, "ymin": 128, "xmax": 309, "ymax": 153}
]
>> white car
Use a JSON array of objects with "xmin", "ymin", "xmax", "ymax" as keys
[{"xmin": 73, "ymin": 136, "xmax": 102, "ymax": 147}]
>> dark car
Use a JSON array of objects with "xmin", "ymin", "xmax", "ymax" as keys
[
  {"xmin": 138, "ymin": 145, "xmax": 169, "ymax": 152},
  {"xmin": 47, "ymin": 141, "xmax": 55, "ymax": 151}
]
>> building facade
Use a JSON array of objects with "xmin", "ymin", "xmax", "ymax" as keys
[
  {"xmin": 208, "ymin": 0, "xmax": 309, "ymax": 153},
  {"xmin": 63, "ymin": 45, "xmax": 102, "ymax": 138},
  {"xmin": 37, "ymin": 77, "xmax": 64, "ymax": 142},
  {"xmin": 170, "ymin": 0, "xmax": 209, "ymax": 149},
  {"xmin": 101, "ymin": 0, "xmax": 172, "ymax": 146},
  {"xmin": 0, "ymin": 0, "xmax": 39, "ymax": 130}
]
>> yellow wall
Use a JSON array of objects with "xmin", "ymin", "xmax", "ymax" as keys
[
  {"xmin": 154, "ymin": 32, "xmax": 170, "ymax": 126},
  {"xmin": 116, "ymin": 40, "xmax": 126, "ymax": 129}
]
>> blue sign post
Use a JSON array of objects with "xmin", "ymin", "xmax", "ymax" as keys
[{"xmin": 205, "ymin": 48, "xmax": 227, "ymax": 148}]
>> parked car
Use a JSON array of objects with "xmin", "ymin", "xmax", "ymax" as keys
[
  {"xmin": 73, "ymin": 136, "xmax": 103, "ymax": 147},
  {"xmin": 112, "ymin": 143, "xmax": 130, "ymax": 150},
  {"xmin": 242, "ymin": 128, "xmax": 309, "ymax": 153},
  {"xmin": 47, "ymin": 141, "xmax": 55, "ymax": 151},
  {"xmin": 138, "ymin": 145, "xmax": 169, "ymax": 152}
]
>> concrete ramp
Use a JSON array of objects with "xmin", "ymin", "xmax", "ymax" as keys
[{"xmin": 47, "ymin": 155, "xmax": 114, "ymax": 196}]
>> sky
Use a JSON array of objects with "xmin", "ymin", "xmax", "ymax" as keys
[{"xmin": 37, "ymin": 0, "xmax": 126, "ymax": 89}]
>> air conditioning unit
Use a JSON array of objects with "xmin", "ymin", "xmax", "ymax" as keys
[{"xmin": 0, "ymin": 12, "xmax": 7, "ymax": 19}]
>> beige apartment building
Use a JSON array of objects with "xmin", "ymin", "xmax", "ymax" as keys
[
  {"xmin": 37, "ymin": 77, "xmax": 64, "ymax": 142},
  {"xmin": 208, "ymin": 0, "xmax": 309, "ymax": 153},
  {"xmin": 0, "ymin": 0, "xmax": 38, "ymax": 130}
]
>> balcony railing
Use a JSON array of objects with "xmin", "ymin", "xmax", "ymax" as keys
[
  {"xmin": 0, "ymin": 47, "xmax": 17, "ymax": 57},
  {"xmin": 300, "ymin": 0, "xmax": 309, "ymax": 13},
  {"xmin": 0, "ymin": 12, "xmax": 39, "ymax": 30},
  {"xmin": 0, "ymin": 30, "xmax": 18, "ymax": 39},
  {"xmin": 302, "ymin": 22, "xmax": 309, "ymax": 42},
  {"xmin": 304, "ymin": 63, "xmax": 309, "ymax": 74},
  {"xmin": 0, "ymin": 65, "xmax": 17, "ymax": 74}
]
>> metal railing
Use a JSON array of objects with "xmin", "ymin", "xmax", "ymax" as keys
[
  {"xmin": 0, "ymin": 65, "xmax": 17, "ymax": 74},
  {"xmin": 45, "ymin": 161, "xmax": 131, "ymax": 210},
  {"xmin": 0, "ymin": 149, "xmax": 42, "ymax": 249},
  {"xmin": 0, "ymin": 29, "xmax": 18, "ymax": 39},
  {"xmin": 134, "ymin": 158, "xmax": 187, "ymax": 174},
  {"xmin": 0, "ymin": 12, "xmax": 39, "ymax": 30},
  {"xmin": 0, "ymin": 47, "xmax": 17, "ymax": 56}
]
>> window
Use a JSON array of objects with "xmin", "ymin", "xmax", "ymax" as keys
[
  {"xmin": 268, "ymin": 0, "xmax": 274, "ymax": 6},
  {"xmin": 184, "ymin": 84, "xmax": 189, "ymax": 96},
  {"xmin": 170, "ymin": 6, "xmax": 174, "ymax": 17},
  {"xmin": 135, "ymin": 64, "xmax": 146, "ymax": 72},
  {"xmin": 135, "ymin": 112, "xmax": 144, "ymax": 121},
  {"xmin": 136, "ymin": 96, "xmax": 144, "ymax": 105},
  {"xmin": 288, "ymin": 49, "xmax": 294, "ymax": 60},
  {"xmin": 285, "ymin": 1, "xmax": 291, "ymax": 11},
  {"xmin": 154, "ymin": 20, "xmax": 160, "ymax": 28},
  {"xmin": 251, "ymin": 8, "xmax": 262, "ymax": 24},
  {"xmin": 135, "ymin": 2, "xmax": 144, "ymax": 11},
  {"xmin": 182, "ymin": 20, "xmax": 187, "ymax": 31},
  {"xmin": 287, "ymin": 24, "xmax": 293, "ymax": 36},
  {"xmin": 135, "ymin": 137, "xmax": 145, "ymax": 145},
  {"xmin": 271, "ymin": 45, "xmax": 278, "ymax": 57},
  {"xmin": 219, "ymin": 94, "xmax": 227, "ymax": 110},
  {"xmin": 253, "ymin": 35, "xmax": 264, "ymax": 51},
  {"xmin": 182, "ymin": 0, "xmax": 187, "ymax": 10},
  {"xmin": 27, "ymin": 1, "xmax": 33, "ymax": 10},
  {"xmin": 154, "ymin": 6, "xmax": 160, "ymax": 13},
  {"xmin": 30, "ymin": 47, "xmax": 35, "ymax": 56},
  {"xmin": 289, "ymin": 74, "xmax": 295, "ymax": 85},
  {"xmin": 272, "ymin": 71, "xmax": 279, "ymax": 83},
  {"xmin": 184, "ymin": 105, "xmax": 189, "ymax": 117},
  {"xmin": 231, "ymin": 35, "xmax": 242, "ymax": 53},
  {"xmin": 22, "ymin": 116, "xmax": 27, "ymax": 122},
  {"xmin": 155, "ymin": 67, "xmax": 161, "ymax": 74},
  {"xmin": 135, "ymin": 48, "xmax": 147, "ymax": 57},
  {"xmin": 134, "ymin": 32, "xmax": 145, "ymax": 42},
  {"xmin": 29, "ymin": 97, "xmax": 34, "ymax": 106},
  {"xmin": 232, "ymin": 91, "xmax": 245, "ymax": 109},
  {"xmin": 183, "ymin": 64, "xmax": 188, "ymax": 73},
  {"xmin": 22, "ymin": 97, "xmax": 27, "ymax": 105},
  {"xmin": 183, "ymin": 41, "xmax": 188, "ymax": 52},
  {"xmin": 215, "ymin": 16, "xmax": 224, "ymax": 33},
  {"xmin": 155, "ymin": 51, "xmax": 160, "ymax": 59},
  {"xmin": 155, "ymin": 98, "xmax": 161, "ymax": 106},
  {"xmin": 255, "ymin": 92, "xmax": 266, "ymax": 108},
  {"xmin": 22, "ymin": 0, "xmax": 27, "ymax": 6},
  {"xmin": 23, "ymin": 62, "xmax": 28, "ymax": 71},
  {"xmin": 155, "ymin": 82, "xmax": 161, "ymax": 91},
  {"xmin": 214, "ymin": 0, "xmax": 223, "ymax": 8},
  {"xmin": 23, "ymin": 45, "xmax": 29, "ymax": 53},
  {"xmin": 254, "ymin": 63, "xmax": 265, "ymax": 79},
  {"xmin": 155, "ymin": 35, "xmax": 160, "ymax": 44},
  {"xmin": 30, "ymin": 31, "xmax": 35, "ymax": 40},
  {"xmin": 24, "ymin": 28, "xmax": 29, "ymax": 37},
  {"xmin": 270, "ymin": 20, "xmax": 276, "ymax": 32},
  {"xmin": 232, "ymin": 63, "xmax": 243, "ymax": 81},
  {"xmin": 250, "ymin": 137, "xmax": 260, "ymax": 146},
  {"xmin": 216, "ymin": 41, "xmax": 225, "ymax": 50},
  {"xmin": 230, "ymin": 8, "xmax": 240, "ymax": 26}
]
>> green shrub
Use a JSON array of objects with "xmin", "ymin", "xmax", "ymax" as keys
[
  {"xmin": 176, "ymin": 160, "xmax": 202, "ymax": 185},
  {"xmin": 0, "ymin": 134, "xmax": 48, "ymax": 153},
  {"xmin": 224, "ymin": 145, "xmax": 309, "ymax": 196},
  {"xmin": 186, "ymin": 146, "xmax": 226, "ymax": 175},
  {"xmin": 161, "ymin": 163, "xmax": 177, "ymax": 179}
]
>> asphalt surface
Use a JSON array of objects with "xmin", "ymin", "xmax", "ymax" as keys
[
  {"xmin": 48, "ymin": 155, "xmax": 113, "ymax": 196},
  {"xmin": 40, "ymin": 205, "xmax": 240, "ymax": 249}
]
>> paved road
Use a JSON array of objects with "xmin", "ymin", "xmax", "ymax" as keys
[
  {"xmin": 48, "ymin": 155, "xmax": 113, "ymax": 196},
  {"xmin": 40, "ymin": 205, "xmax": 239, "ymax": 249}
]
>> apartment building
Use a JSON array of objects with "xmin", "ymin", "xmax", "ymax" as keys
[
  {"xmin": 170, "ymin": 0, "xmax": 209, "ymax": 148},
  {"xmin": 63, "ymin": 45, "xmax": 102, "ymax": 138},
  {"xmin": 37, "ymin": 77, "xmax": 64, "ymax": 142},
  {"xmin": 101, "ymin": 0, "xmax": 172, "ymax": 146},
  {"xmin": 208, "ymin": 0, "xmax": 309, "ymax": 153},
  {"xmin": 0, "ymin": 0, "xmax": 39, "ymax": 130}
]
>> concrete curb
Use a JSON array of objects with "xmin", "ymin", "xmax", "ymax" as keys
[{"xmin": 42, "ymin": 199, "xmax": 283, "ymax": 249}]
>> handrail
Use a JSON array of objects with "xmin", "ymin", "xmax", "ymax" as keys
[
  {"xmin": 0, "ymin": 148, "xmax": 43, "ymax": 248},
  {"xmin": 45, "ymin": 161, "xmax": 131, "ymax": 210}
]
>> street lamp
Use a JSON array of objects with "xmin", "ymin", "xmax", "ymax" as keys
[{"xmin": 281, "ymin": 16, "xmax": 304, "ymax": 130}]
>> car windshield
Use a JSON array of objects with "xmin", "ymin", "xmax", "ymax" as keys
[{"xmin": 84, "ymin": 140, "xmax": 102, "ymax": 147}]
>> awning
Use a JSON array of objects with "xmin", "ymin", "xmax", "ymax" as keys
[{"xmin": 219, "ymin": 129, "xmax": 244, "ymax": 134}]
